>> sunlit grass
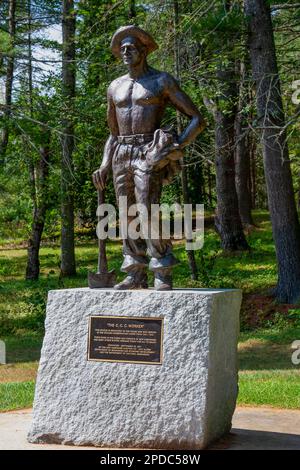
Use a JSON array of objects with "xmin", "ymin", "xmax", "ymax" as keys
[
  {"xmin": 238, "ymin": 371, "xmax": 300, "ymax": 409},
  {"xmin": 0, "ymin": 381, "xmax": 35, "ymax": 412}
]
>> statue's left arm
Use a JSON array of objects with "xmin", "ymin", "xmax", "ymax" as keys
[{"xmin": 164, "ymin": 74, "xmax": 206, "ymax": 148}]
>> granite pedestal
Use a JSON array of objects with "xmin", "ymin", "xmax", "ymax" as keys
[{"xmin": 28, "ymin": 288, "xmax": 242, "ymax": 449}]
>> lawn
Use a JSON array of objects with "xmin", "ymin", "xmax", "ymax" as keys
[{"xmin": 0, "ymin": 210, "xmax": 300, "ymax": 411}]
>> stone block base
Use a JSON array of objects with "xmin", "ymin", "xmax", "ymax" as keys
[{"xmin": 28, "ymin": 288, "xmax": 241, "ymax": 449}]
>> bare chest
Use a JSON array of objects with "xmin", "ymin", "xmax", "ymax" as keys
[{"xmin": 113, "ymin": 79, "xmax": 165, "ymax": 108}]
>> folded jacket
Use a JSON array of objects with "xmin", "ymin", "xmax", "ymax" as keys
[{"xmin": 143, "ymin": 127, "xmax": 183, "ymax": 170}]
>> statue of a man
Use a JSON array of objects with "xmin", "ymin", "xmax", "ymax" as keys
[{"xmin": 93, "ymin": 25, "xmax": 205, "ymax": 290}]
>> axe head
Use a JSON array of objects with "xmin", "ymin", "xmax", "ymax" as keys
[{"xmin": 88, "ymin": 270, "xmax": 116, "ymax": 288}]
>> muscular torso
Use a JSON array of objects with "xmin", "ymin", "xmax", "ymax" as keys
[{"xmin": 110, "ymin": 68, "xmax": 168, "ymax": 135}]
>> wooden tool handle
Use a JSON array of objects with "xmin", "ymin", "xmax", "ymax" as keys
[{"xmin": 97, "ymin": 188, "xmax": 108, "ymax": 273}]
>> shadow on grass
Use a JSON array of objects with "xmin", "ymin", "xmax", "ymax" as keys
[
  {"xmin": 238, "ymin": 325, "xmax": 300, "ymax": 370},
  {"xmin": 2, "ymin": 335, "xmax": 43, "ymax": 363}
]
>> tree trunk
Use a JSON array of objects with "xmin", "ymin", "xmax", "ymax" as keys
[
  {"xmin": 203, "ymin": 0, "xmax": 249, "ymax": 252},
  {"xmin": 298, "ymin": 171, "xmax": 300, "ymax": 211},
  {"xmin": 26, "ymin": 138, "xmax": 51, "ymax": 280},
  {"xmin": 206, "ymin": 162, "xmax": 213, "ymax": 208},
  {"xmin": 245, "ymin": 0, "xmax": 300, "ymax": 303},
  {"xmin": 25, "ymin": 0, "xmax": 50, "ymax": 281},
  {"xmin": 205, "ymin": 65, "xmax": 249, "ymax": 251},
  {"xmin": 250, "ymin": 136, "xmax": 256, "ymax": 209},
  {"xmin": 188, "ymin": 163, "xmax": 204, "ymax": 204},
  {"xmin": 235, "ymin": 60, "xmax": 254, "ymax": 227},
  {"xmin": 27, "ymin": 0, "xmax": 33, "ymax": 115},
  {"xmin": 128, "ymin": 0, "xmax": 136, "ymax": 19},
  {"xmin": 61, "ymin": 0, "xmax": 76, "ymax": 276},
  {"xmin": 0, "ymin": 0, "xmax": 16, "ymax": 160},
  {"xmin": 173, "ymin": 0, "xmax": 198, "ymax": 280},
  {"xmin": 214, "ymin": 105, "xmax": 249, "ymax": 250}
]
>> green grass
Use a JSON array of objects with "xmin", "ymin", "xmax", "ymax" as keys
[
  {"xmin": 238, "ymin": 371, "xmax": 300, "ymax": 409},
  {"xmin": 0, "ymin": 381, "xmax": 35, "ymax": 412},
  {"xmin": 237, "ymin": 324, "xmax": 300, "ymax": 408},
  {"xmin": 0, "ymin": 210, "xmax": 300, "ymax": 411}
]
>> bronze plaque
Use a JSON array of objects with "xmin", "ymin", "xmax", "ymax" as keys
[{"xmin": 87, "ymin": 316, "xmax": 163, "ymax": 364}]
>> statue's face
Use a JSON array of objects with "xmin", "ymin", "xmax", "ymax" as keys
[{"xmin": 120, "ymin": 36, "xmax": 145, "ymax": 66}]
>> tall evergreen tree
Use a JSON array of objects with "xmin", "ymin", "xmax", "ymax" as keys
[
  {"xmin": 0, "ymin": 0, "xmax": 16, "ymax": 160},
  {"xmin": 204, "ymin": 2, "xmax": 249, "ymax": 251},
  {"xmin": 235, "ymin": 59, "xmax": 254, "ymax": 228},
  {"xmin": 245, "ymin": 0, "xmax": 300, "ymax": 302},
  {"xmin": 61, "ymin": 0, "xmax": 76, "ymax": 276}
]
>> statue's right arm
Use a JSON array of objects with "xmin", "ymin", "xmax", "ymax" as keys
[
  {"xmin": 93, "ymin": 85, "xmax": 119, "ymax": 190},
  {"xmin": 101, "ymin": 86, "xmax": 119, "ymax": 169}
]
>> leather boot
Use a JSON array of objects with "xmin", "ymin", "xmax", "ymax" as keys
[
  {"xmin": 154, "ymin": 267, "xmax": 173, "ymax": 291},
  {"xmin": 114, "ymin": 270, "xmax": 148, "ymax": 290}
]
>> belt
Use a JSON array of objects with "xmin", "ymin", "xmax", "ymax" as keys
[{"xmin": 117, "ymin": 133, "xmax": 154, "ymax": 145}]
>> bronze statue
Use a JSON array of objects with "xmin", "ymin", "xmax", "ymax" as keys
[{"xmin": 92, "ymin": 25, "xmax": 205, "ymax": 290}]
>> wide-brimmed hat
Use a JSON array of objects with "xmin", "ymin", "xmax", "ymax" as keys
[{"xmin": 110, "ymin": 25, "xmax": 158, "ymax": 58}]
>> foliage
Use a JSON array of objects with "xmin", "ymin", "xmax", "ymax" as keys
[{"xmin": 2, "ymin": 0, "xmax": 298, "ymax": 237}]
